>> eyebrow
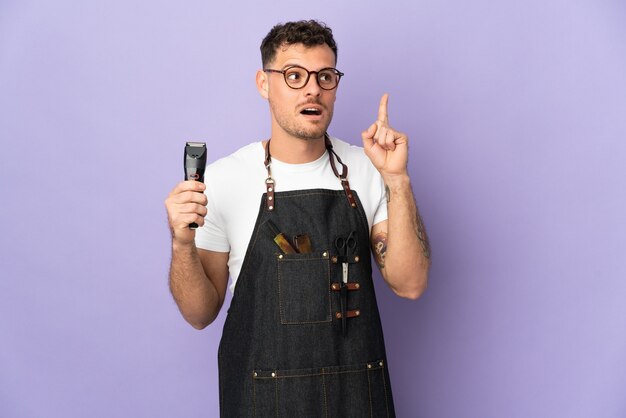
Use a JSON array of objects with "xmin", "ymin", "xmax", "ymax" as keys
[
  {"xmin": 280, "ymin": 64, "xmax": 304, "ymax": 69},
  {"xmin": 281, "ymin": 63, "xmax": 311, "ymax": 69},
  {"xmin": 280, "ymin": 64, "xmax": 335, "ymax": 71}
]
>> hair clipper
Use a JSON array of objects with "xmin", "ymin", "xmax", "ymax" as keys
[{"xmin": 184, "ymin": 141, "xmax": 207, "ymax": 229}]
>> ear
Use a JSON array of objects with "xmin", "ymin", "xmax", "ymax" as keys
[{"xmin": 256, "ymin": 70, "xmax": 269, "ymax": 99}]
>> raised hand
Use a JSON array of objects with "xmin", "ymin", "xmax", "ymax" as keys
[{"xmin": 361, "ymin": 93, "xmax": 409, "ymax": 178}]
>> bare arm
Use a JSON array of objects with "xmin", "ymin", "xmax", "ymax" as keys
[
  {"xmin": 169, "ymin": 245, "xmax": 229, "ymax": 329},
  {"xmin": 370, "ymin": 178, "xmax": 430, "ymax": 299},
  {"xmin": 165, "ymin": 181, "xmax": 230, "ymax": 329},
  {"xmin": 362, "ymin": 94, "xmax": 430, "ymax": 299}
]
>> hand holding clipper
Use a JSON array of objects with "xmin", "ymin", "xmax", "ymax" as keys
[{"xmin": 184, "ymin": 142, "xmax": 207, "ymax": 229}]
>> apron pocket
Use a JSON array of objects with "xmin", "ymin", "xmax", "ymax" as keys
[
  {"xmin": 253, "ymin": 368, "xmax": 325, "ymax": 417},
  {"xmin": 277, "ymin": 251, "xmax": 331, "ymax": 324},
  {"xmin": 253, "ymin": 361, "xmax": 390, "ymax": 418}
]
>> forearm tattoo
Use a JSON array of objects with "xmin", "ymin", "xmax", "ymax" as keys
[
  {"xmin": 383, "ymin": 183, "xmax": 431, "ymax": 260},
  {"xmin": 416, "ymin": 208, "xmax": 431, "ymax": 259},
  {"xmin": 372, "ymin": 233, "xmax": 388, "ymax": 269}
]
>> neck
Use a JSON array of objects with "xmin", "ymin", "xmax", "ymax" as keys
[{"xmin": 264, "ymin": 133, "xmax": 327, "ymax": 164}]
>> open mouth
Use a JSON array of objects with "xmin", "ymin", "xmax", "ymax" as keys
[{"xmin": 300, "ymin": 107, "xmax": 322, "ymax": 116}]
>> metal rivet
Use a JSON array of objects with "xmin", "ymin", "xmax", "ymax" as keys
[
  {"xmin": 269, "ymin": 205, "xmax": 274, "ymax": 210},
  {"xmin": 331, "ymin": 256, "xmax": 337, "ymax": 263},
  {"xmin": 355, "ymin": 310, "xmax": 360, "ymax": 316},
  {"xmin": 268, "ymin": 187, "xmax": 273, "ymax": 192},
  {"xmin": 278, "ymin": 254, "xmax": 283, "ymax": 259},
  {"xmin": 367, "ymin": 364, "xmax": 372, "ymax": 369},
  {"xmin": 349, "ymin": 194, "xmax": 353, "ymax": 198},
  {"xmin": 323, "ymin": 252, "xmax": 328, "ymax": 257},
  {"xmin": 355, "ymin": 283, "xmax": 360, "ymax": 289},
  {"xmin": 335, "ymin": 312, "xmax": 341, "ymax": 319},
  {"xmin": 354, "ymin": 256, "xmax": 360, "ymax": 262},
  {"xmin": 379, "ymin": 361, "xmax": 384, "ymax": 367},
  {"xmin": 254, "ymin": 372, "xmax": 258, "ymax": 377},
  {"xmin": 268, "ymin": 196, "xmax": 273, "ymax": 201},
  {"xmin": 351, "ymin": 203, "xmax": 356, "ymax": 207},
  {"xmin": 271, "ymin": 372, "xmax": 276, "ymax": 377}
]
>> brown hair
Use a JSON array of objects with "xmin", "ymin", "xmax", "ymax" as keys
[{"xmin": 260, "ymin": 20, "xmax": 338, "ymax": 67}]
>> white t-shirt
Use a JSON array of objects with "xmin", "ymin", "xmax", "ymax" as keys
[{"xmin": 195, "ymin": 137, "xmax": 388, "ymax": 294}]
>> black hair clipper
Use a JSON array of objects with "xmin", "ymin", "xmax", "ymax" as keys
[{"xmin": 184, "ymin": 141, "xmax": 207, "ymax": 229}]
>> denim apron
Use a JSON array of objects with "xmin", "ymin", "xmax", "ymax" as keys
[{"xmin": 218, "ymin": 138, "xmax": 396, "ymax": 417}]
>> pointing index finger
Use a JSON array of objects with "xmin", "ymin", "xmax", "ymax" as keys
[{"xmin": 377, "ymin": 93, "xmax": 389, "ymax": 124}]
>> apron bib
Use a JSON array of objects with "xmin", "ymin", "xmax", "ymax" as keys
[{"xmin": 217, "ymin": 139, "xmax": 396, "ymax": 417}]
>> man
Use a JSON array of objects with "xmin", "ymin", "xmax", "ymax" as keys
[{"xmin": 165, "ymin": 20, "xmax": 430, "ymax": 417}]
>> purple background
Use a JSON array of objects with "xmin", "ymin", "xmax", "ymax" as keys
[{"xmin": 1, "ymin": 1, "xmax": 625, "ymax": 417}]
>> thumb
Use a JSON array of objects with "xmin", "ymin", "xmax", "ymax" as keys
[{"xmin": 361, "ymin": 123, "xmax": 377, "ymax": 149}]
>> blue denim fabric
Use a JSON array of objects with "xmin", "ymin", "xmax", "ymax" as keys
[{"xmin": 218, "ymin": 189, "xmax": 396, "ymax": 417}]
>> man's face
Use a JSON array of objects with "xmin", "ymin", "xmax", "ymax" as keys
[{"xmin": 263, "ymin": 43, "xmax": 338, "ymax": 141}]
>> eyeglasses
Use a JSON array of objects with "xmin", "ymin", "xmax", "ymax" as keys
[{"xmin": 264, "ymin": 65, "xmax": 344, "ymax": 90}]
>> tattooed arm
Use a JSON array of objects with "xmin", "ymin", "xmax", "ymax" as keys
[
  {"xmin": 363, "ymin": 94, "xmax": 430, "ymax": 299},
  {"xmin": 370, "ymin": 177, "xmax": 430, "ymax": 299}
]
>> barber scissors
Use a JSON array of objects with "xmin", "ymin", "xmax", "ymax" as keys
[
  {"xmin": 335, "ymin": 231, "xmax": 357, "ymax": 284},
  {"xmin": 334, "ymin": 231, "xmax": 357, "ymax": 336}
]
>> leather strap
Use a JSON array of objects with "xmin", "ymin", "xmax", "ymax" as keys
[
  {"xmin": 335, "ymin": 309, "xmax": 361, "ymax": 319},
  {"xmin": 331, "ymin": 254, "xmax": 360, "ymax": 264},
  {"xmin": 263, "ymin": 135, "xmax": 358, "ymax": 211},
  {"xmin": 325, "ymin": 136, "xmax": 357, "ymax": 209},
  {"xmin": 264, "ymin": 141, "xmax": 275, "ymax": 211},
  {"xmin": 331, "ymin": 282, "xmax": 361, "ymax": 291}
]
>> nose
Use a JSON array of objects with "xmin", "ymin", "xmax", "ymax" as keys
[{"xmin": 303, "ymin": 73, "xmax": 322, "ymax": 96}]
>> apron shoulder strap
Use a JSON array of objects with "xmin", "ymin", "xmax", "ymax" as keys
[
  {"xmin": 325, "ymin": 136, "xmax": 358, "ymax": 209},
  {"xmin": 262, "ymin": 136, "xmax": 358, "ymax": 211}
]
